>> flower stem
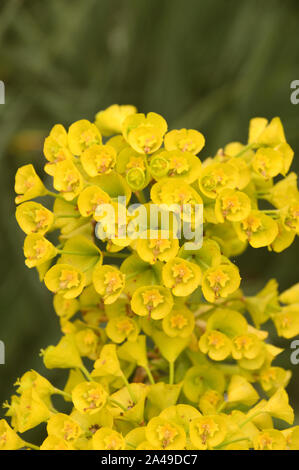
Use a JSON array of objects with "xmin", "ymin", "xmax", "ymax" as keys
[
  {"xmin": 22, "ymin": 440, "xmax": 40, "ymax": 450},
  {"xmin": 256, "ymin": 191, "xmax": 270, "ymax": 198},
  {"xmin": 214, "ymin": 436, "xmax": 250, "ymax": 449},
  {"xmin": 121, "ymin": 373, "xmax": 137, "ymax": 404},
  {"xmin": 125, "ymin": 271, "xmax": 140, "ymax": 281},
  {"xmin": 108, "ymin": 398, "xmax": 128, "ymax": 412},
  {"xmin": 103, "ymin": 251, "xmax": 127, "ymax": 259},
  {"xmin": 196, "ymin": 319, "xmax": 207, "ymax": 331},
  {"xmin": 234, "ymin": 143, "xmax": 255, "ymax": 158},
  {"xmin": 196, "ymin": 258, "xmax": 210, "ymax": 270},
  {"xmin": 144, "ymin": 365, "xmax": 155, "ymax": 385},
  {"xmin": 262, "ymin": 209, "xmax": 279, "ymax": 213},
  {"xmin": 82, "ymin": 258, "xmax": 100, "ymax": 273},
  {"xmin": 239, "ymin": 410, "xmax": 265, "ymax": 428},
  {"xmin": 55, "ymin": 214, "xmax": 81, "ymax": 219},
  {"xmin": 261, "ymin": 209, "xmax": 280, "ymax": 219},
  {"xmin": 216, "ymin": 364, "xmax": 240, "ymax": 375},
  {"xmin": 169, "ymin": 361, "xmax": 175, "ymax": 385},
  {"xmin": 134, "ymin": 190, "xmax": 146, "ymax": 204},
  {"xmin": 57, "ymin": 250, "xmax": 99, "ymax": 257},
  {"xmin": 53, "ymin": 387, "xmax": 72, "ymax": 400},
  {"xmin": 216, "ymin": 401, "xmax": 227, "ymax": 413},
  {"xmin": 80, "ymin": 365, "xmax": 93, "ymax": 382},
  {"xmin": 126, "ymin": 441, "xmax": 136, "ymax": 449},
  {"xmin": 46, "ymin": 190, "xmax": 76, "ymax": 204}
]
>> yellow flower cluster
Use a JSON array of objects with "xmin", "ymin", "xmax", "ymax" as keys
[{"xmin": 2, "ymin": 105, "xmax": 298, "ymax": 450}]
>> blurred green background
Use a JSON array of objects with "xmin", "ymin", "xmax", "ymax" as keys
[{"xmin": 0, "ymin": 0, "xmax": 298, "ymax": 432}]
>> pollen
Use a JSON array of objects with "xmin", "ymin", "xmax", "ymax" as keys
[
  {"xmin": 207, "ymin": 269, "xmax": 229, "ymax": 291},
  {"xmin": 256, "ymin": 155, "xmax": 271, "ymax": 177},
  {"xmin": 173, "ymin": 188, "xmax": 192, "ymax": 205},
  {"xmin": 197, "ymin": 418, "xmax": 219, "ymax": 445},
  {"xmin": 148, "ymin": 238, "xmax": 171, "ymax": 255},
  {"xmin": 104, "ymin": 272, "xmax": 123, "ymax": 294},
  {"xmin": 261, "ymin": 369, "xmax": 278, "ymax": 384},
  {"xmin": 137, "ymin": 133, "xmax": 157, "ymax": 154},
  {"xmin": 84, "ymin": 331, "xmax": 96, "ymax": 345},
  {"xmin": 126, "ymin": 156, "xmax": 146, "ymax": 171},
  {"xmin": 204, "ymin": 390, "xmax": 221, "ymax": 406},
  {"xmin": 169, "ymin": 156, "xmax": 189, "ymax": 175},
  {"xmin": 34, "ymin": 209, "xmax": 48, "ymax": 229},
  {"xmin": 221, "ymin": 195, "xmax": 241, "ymax": 215},
  {"xmin": 285, "ymin": 204, "xmax": 299, "ymax": 229},
  {"xmin": 80, "ymin": 130, "xmax": 98, "ymax": 147},
  {"xmin": 90, "ymin": 194, "xmax": 109, "ymax": 212},
  {"xmin": 63, "ymin": 171, "xmax": 79, "ymax": 192},
  {"xmin": 207, "ymin": 331, "xmax": 226, "ymax": 349},
  {"xmin": 25, "ymin": 177, "xmax": 36, "ymax": 189},
  {"xmin": 170, "ymin": 314, "xmax": 188, "ymax": 330},
  {"xmin": 257, "ymin": 433, "xmax": 274, "ymax": 450},
  {"xmin": 242, "ymin": 215, "xmax": 262, "ymax": 236},
  {"xmin": 234, "ymin": 335, "xmax": 253, "ymax": 351},
  {"xmin": 179, "ymin": 139, "xmax": 196, "ymax": 153},
  {"xmin": 203, "ymin": 169, "xmax": 228, "ymax": 192},
  {"xmin": 115, "ymin": 318, "xmax": 134, "ymax": 334},
  {"xmin": 95, "ymin": 152, "xmax": 114, "ymax": 174},
  {"xmin": 280, "ymin": 315, "xmax": 291, "ymax": 329},
  {"xmin": 59, "ymin": 270, "xmax": 80, "ymax": 289},
  {"xmin": 142, "ymin": 289, "xmax": 164, "ymax": 310},
  {"xmin": 103, "ymin": 435, "xmax": 123, "ymax": 450},
  {"xmin": 32, "ymin": 240, "xmax": 47, "ymax": 259},
  {"xmin": 84, "ymin": 390, "xmax": 104, "ymax": 411},
  {"xmin": 63, "ymin": 421, "xmax": 78, "ymax": 441},
  {"xmin": 156, "ymin": 423, "xmax": 178, "ymax": 448},
  {"xmin": 172, "ymin": 262, "xmax": 194, "ymax": 283},
  {"xmin": 54, "ymin": 148, "xmax": 67, "ymax": 163},
  {"xmin": 0, "ymin": 433, "xmax": 7, "ymax": 446}
]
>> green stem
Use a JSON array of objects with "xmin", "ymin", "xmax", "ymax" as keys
[
  {"xmin": 256, "ymin": 191, "xmax": 270, "ymax": 198},
  {"xmin": 57, "ymin": 250, "xmax": 100, "ymax": 257},
  {"xmin": 82, "ymin": 323, "xmax": 104, "ymax": 333},
  {"xmin": 80, "ymin": 365, "xmax": 93, "ymax": 382},
  {"xmin": 134, "ymin": 190, "xmax": 146, "ymax": 204},
  {"xmin": 239, "ymin": 410, "xmax": 265, "ymax": 428},
  {"xmin": 144, "ymin": 365, "xmax": 155, "ymax": 385},
  {"xmin": 214, "ymin": 437, "xmax": 250, "ymax": 450},
  {"xmin": 125, "ymin": 271, "xmax": 140, "ymax": 281},
  {"xmin": 169, "ymin": 361, "xmax": 174, "ymax": 385},
  {"xmin": 108, "ymin": 398, "xmax": 128, "ymax": 413},
  {"xmin": 261, "ymin": 210, "xmax": 280, "ymax": 219},
  {"xmin": 55, "ymin": 214, "xmax": 81, "ymax": 219},
  {"xmin": 82, "ymin": 258, "xmax": 100, "ymax": 273},
  {"xmin": 196, "ymin": 319, "xmax": 206, "ymax": 331},
  {"xmin": 53, "ymin": 387, "xmax": 72, "ymax": 400},
  {"xmin": 193, "ymin": 304, "xmax": 214, "ymax": 317},
  {"xmin": 152, "ymin": 264, "xmax": 162, "ymax": 283},
  {"xmin": 121, "ymin": 373, "xmax": 137, "ymax": 404},
  {"xmin": 216, "ymin": 401, "xmax": 227, "ymax": 413},
  {"xmin": 234, "ymin": 143, "xmax": 256, "ymax": 158},
  {"xmin": 196, "ymin": 258, "xmax": 210, "ymax": 270},
  {"xmin": 22, "ymin": 440, "xmax": 40, "ymax": 450},
  {"xmin": 46, "ymin": 190, "xmax": 76, "ymax": 204},
  {"xmin": 126, "ymin": 442, "xmax": 136, "ymax": 449},
  {"xmin": 103, "ymin": 251, "xmax": 127, "ymax": 259},
  {"xmin": 216, "ymin": 364, "xmax": 240, "ymax": 375}
]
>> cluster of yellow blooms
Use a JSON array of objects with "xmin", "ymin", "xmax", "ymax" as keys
[{"xmin": 1, "ymin": 105, "xmax": 299, "ymax": 450}]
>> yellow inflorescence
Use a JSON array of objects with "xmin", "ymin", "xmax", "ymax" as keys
[{"xmin": 2, "ymin": 105, "xmax": 299, "ymax": 450}]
